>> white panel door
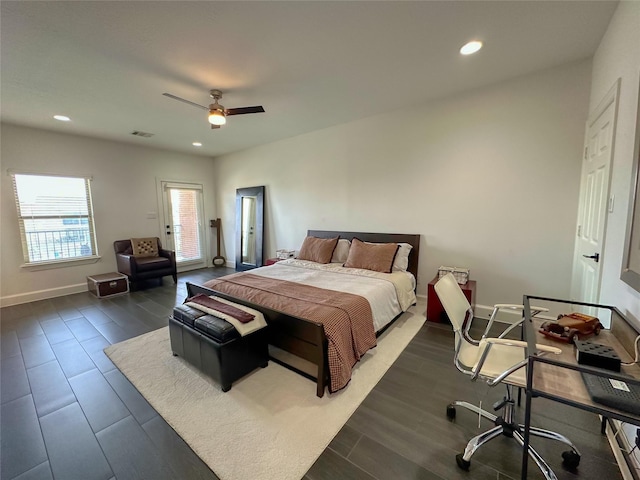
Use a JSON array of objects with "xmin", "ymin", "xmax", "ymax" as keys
[{"xmin": 571, "ymin": 80, "xmax": 619, "ymax": 305}]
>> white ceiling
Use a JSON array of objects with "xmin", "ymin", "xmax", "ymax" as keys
[{"xmin": 1, "ymin": 1, "xmax": 618, "ymax": 158}]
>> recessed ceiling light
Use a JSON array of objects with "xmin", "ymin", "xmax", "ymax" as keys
[
  {"xmin": 460, "ymin": 40, "xmax": 483, "ymax": 56},
  {"xmin": 53, "ymin": 115, "xmax": 71, "ymax": 122},
  {"xmin": 192, "ymin": 142, "xmax": 202, "ymax": 147}
]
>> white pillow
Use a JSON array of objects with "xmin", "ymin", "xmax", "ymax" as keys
[
  {"xmin": 331, "ymin": 239, "xmax": 351, "ymax": 263},
  {"xmin": 392, "ymin": 243, "xmax": 413, "ymax": 272}
]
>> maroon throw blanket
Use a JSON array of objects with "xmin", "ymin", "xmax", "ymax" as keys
[{"xmin": 186, "ymin": 294, "xmax": 255, "ymax": 323}]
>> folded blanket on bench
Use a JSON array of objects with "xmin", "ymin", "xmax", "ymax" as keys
[
  {"xmin": 187, "ymin": 294, "xmax": 255, "ymax": 323},
  {"xmin": 185, "ymin": 296, "xmax": 267, "ymax": 337}
]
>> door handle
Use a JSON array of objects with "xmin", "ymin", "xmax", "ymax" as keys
[{"xmin": 582, "ymin": 253, "xmax": 600, "ymax": 263}]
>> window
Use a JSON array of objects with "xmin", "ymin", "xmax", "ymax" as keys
[{"xmin": 11, "ymin": 172, "xmax": 98, "ymax": 264}]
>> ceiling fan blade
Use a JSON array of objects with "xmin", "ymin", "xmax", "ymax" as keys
[
  {"xmin": 163, "ymin": 93, "xmax": 209, "ymax": 111},
  {"xmin": 226, "ymin": 106, "xmax": 265, "ymax": 116}
]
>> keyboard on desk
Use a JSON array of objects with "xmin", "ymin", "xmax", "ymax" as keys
[{"xmin": 581, "ymin": 371, "xmax": 640, "ymax": 416}]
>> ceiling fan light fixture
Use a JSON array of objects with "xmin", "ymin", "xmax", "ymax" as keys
[
  {"xmin": 208, "ymin": 108, "xmax": 226, "ymax": 126},
  {"xmin": 164, "ymin": 89, "xmax": 263, "ymax": 129},
  {"xmin": 460, "ymin": 40, "xmax": 483, "ymax": 55}
]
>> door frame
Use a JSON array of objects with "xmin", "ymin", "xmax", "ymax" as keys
[
  {"xmin": 156, "ymin": 178, "xmax": 208, "ymax": 272},
  {"xmin": 570, "ymin": 79, "xmax": 621, "ymax": 303}
]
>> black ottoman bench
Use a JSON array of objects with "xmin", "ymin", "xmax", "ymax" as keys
[{"xmin": 169, "ymin": 304, "xmax": 268, "ymax": 392}]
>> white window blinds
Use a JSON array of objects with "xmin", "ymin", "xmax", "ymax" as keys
[{"xmin": 11, "ymin": 173, "xmax": 98, "ymax": 264}]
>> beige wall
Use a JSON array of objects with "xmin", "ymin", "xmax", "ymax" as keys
[
  {"xmin": 0, "ymin": 125, "xmax": 217, "ymax": 305},
  {"xmin": 213, "ymin": 60, "xmax": 592, "ymax": 314},
  {"xmin": 6, "ymin": 54, "xmax": 626, "ymax": 317},
  {"xmin": 591, "ymin": 1, "xmax": 640, "ymax": 326}
]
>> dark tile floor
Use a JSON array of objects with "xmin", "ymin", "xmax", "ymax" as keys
[
  {"xmin": 1, "ymin": 268, "xmax": 623, "ymax": 480},
  {"xmin": 1, "ymin": 269, "xmax": 224, "ymax": 480},
  {"xmin": 306, "ymin": 318, "xmax": 623, "ymax": 480}
]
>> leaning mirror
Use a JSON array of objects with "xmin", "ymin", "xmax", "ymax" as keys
[
  {"xmin": 621, "ymin": 79, "xmax": 640, "ymax": 292},
  {"xmin": 235, "ymin": 186, "xmax": 264, "ymax": 271}
]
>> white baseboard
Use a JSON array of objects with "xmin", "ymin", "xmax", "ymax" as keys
[
  {"xmin": 1, "ymin": 283, "xmax": 88, "ymax": 307},
  {"xmin": 474, "ymin": 304, "xmax": 516, "ymax": 322},
  {"xmin": 474, "ymin": 304, "xmax": 555, "ymax": 323},
  {"xmin": 417, "ymin": 292, "xmax": 555, "ymax": 325}
]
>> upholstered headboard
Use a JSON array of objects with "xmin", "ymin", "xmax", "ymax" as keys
[{"xmin": 307, "ymin": 230, "xmax": 420, "ymax": 283}]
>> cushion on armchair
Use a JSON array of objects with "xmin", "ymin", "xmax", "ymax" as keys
[
  {"xmin": 135, "ymin": 255, "xmax": 172, "ymax": 272},
  {"xmin": 131, "ymin": 237, "xmax": 159, "ymax": 257}
]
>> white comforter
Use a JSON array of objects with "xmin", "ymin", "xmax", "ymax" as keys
[{"xmin": 251, "ymin": 259, "xmax": 416, "ymax": 331}]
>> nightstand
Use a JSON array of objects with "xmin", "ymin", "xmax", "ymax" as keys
[{"xmin": 427, "ymin": 275, "xmax": 476, "ymax": 323}]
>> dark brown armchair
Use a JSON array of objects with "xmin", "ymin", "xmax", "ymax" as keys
[{"xmin": 114, "ymin": 238, "xmax": 177, "ymax": 290}]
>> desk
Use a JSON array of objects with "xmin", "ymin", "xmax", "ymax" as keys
[{"xmin": 521, "ymin": 296, "xmax": 640, "ymax": 480}]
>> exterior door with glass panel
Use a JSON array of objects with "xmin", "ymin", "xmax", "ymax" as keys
[{"xmin": 161, "ymin": 181, "xmax": 206, "ymax": 270}]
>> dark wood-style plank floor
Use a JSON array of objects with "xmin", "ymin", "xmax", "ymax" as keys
[{"xmin": 1, "ymin": 268, "xmax": 623, "ymax": 480}]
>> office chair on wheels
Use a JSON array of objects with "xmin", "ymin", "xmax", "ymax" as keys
[{"xmin": 434, "ymin": 273, "xmax": 581, "ymax": 480}]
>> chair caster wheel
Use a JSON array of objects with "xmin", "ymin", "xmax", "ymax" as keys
[
  {"xmin": 456, "ymin": 453, "xmax": 470, "ymax": 471},
  {"xmin": 446, "ymin": 405, "xmax": 456, "ymax": 419},
  {"xmin": 562, "ymin": 450, "xmax": 580, "ymax": 469}
]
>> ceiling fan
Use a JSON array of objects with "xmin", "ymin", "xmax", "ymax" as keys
[{"xmin": 162, "ymin": 89, "xmax": 265, "ymax": 129}]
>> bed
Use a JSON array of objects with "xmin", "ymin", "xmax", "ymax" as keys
[{"xmin": 186, "ymin": 230, "xmax": 420, "ymax": 397}]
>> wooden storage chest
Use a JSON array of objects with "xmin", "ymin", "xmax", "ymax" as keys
[{"xmin": 87, "ymin": 272, "xmax": 129, "ymax": 298}]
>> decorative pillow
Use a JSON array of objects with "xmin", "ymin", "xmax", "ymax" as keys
[
  {"xmin": 331, "ymin": 239, "xmax": 351, "ymax": 263},
  {"xmin": 392, "ymin": 243, "xmax": 413, "ymax": 272},
  {"xmin": 343, "ymin": 238, "xmax": 399, "ymax": 273},
  {"xmin": 297, "ymin": 236, "xmax": 339, "ymax": 264},
  {"xmin": 130, "ymin": 237, "xmax": 159, "ymax": 257}
]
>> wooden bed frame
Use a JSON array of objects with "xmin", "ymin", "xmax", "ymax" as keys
[{"xmin": 186, "ymin": 230, "xmax": 421, "ymax": 397}]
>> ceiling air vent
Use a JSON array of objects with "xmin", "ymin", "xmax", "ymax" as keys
[{"xmin": 131, "ymin": 131, "xmax": 154, "ymax": 138}]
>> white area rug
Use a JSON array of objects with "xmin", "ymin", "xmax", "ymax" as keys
[{"xmin": 105, "ymin": 305, "xmax": 425, "ymax": 480}]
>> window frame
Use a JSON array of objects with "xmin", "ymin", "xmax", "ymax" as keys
[{"xmin": 10, "ymin": 171, "xmax": 100, "ymax": 269}]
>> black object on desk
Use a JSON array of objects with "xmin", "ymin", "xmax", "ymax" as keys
[
  {"xmin": 581, "ymin": 371, "xmax": 640, "ymax": 416},
  {"xmin": 575, "ymin": 340, "xmax": 621, "ymax": 372}
]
